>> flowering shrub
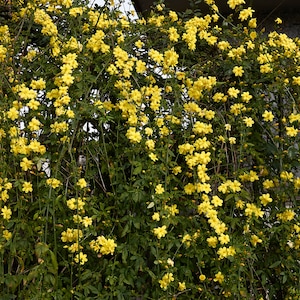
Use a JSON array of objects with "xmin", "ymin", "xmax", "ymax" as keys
[{"xmin": 1, "ymin": 0, "xmax": 300, "ymax": 298}]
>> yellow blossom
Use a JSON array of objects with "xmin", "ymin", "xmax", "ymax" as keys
[
  {"xmin": 263, "ymin": 179, "xmax": 275, "ymax": 189},
  {"xmin": 97, "ymin": 236, "xmax": 117, "ymax": 255},
  {"xmin": 46, "ymin": 178, "xmax": 61, "ymax": 189},
  {"xmin": 28, "ymin": 118, "xmax": 42, "ymax": 131},
  {"xmin": 207, "ymin": 236, "xmax": 218, "ymax": 248},
  {"xmin": 3, "ymin": 229, "xmax": 12, "ymax": 240},
  {"xmin": 214, "ymin": 271, "xmax": 224, "ymax": 283},
  {"xmin": 159, "ymin": 273, "xmax": 174, "ymax": 290},
  {"xmin": 172, "ymin": 166, "xmax": 182, "ymax": 175},
  {"xmin": 20, "ymin": 158, "xmax": 33, "ymax": 171},
  {"xmin": 81, "ymin": 216, "xmax": 93, "ymax": 227},
  {"xmin": 77, "ymin": 178, "xmax": 87, "ymax": 189},
  {"xmin": 232, "ymin": 66, "xmax": 244, "ymax": 77},
  {"xmin": 244, "ymin": 117, "xmax": 254, "ymax": 127},
  {"xmin": 7, "ymin": 107, "xmax": 19, "ymax": 120},
  {"xmin": 245, "ymin": 203, "xmax": 264, "ymax": 218},
  {"xmin": 277, "ymin": 210, "xmax": 295, "ymax": 222},
  {"xmin": 22, "ymin": 182, "xmax": 33, "ymax": 193},
  {"xmin": 1, "ymin": 205, "xmax": 12, "ymax": 220},
  {"xmin": 262, "ymin": 110, "xmax": 274, "ymax": 122},
  {"xmin": 66, "ymin": 197, "xmax": 85, "ymax": 211},
  {"xmin": 199, "ymin": 274, "xmax": 206, "ymax": 281},
  {"xmin": 251, "ymin": 234, "xmax": 262, "ymax": 246},
  {"xmin": 152, "ymin": 212, "xmax": 160, "ymax": 221},
  {"xmin": 153, "ymin": 225, "xmax": 167, "ymax": 239},
  {"xmin": 74, "ymin": 252, "xmax": 88, "ymax": 265},
  {"xmin": 259, "ymin": 193, "xmax": 273, "ymax": 206},
  {"xmin": 178, "ymin": 281, "xmax": 186, "ymax": 291},
  {"xmin": 155, "ymin": 184, "xmax": 164, "ymax": 194},
  {"xmin": 218, "ymin": 234, "xmax": 230, "ymax": 245},
  {"xmin": 126, "ymin": 127, "xmax": 142, "ymax": 143},
  {"xmin": 239, "ymin": 7, "xmax": 254, "ymax": 21},
  {"xmin": 286, "ymin": 126, "xmax": 298, "ymax": 137}
]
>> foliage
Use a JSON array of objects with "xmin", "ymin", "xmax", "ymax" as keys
[{"xmin": 0, "ymin": 0, "xmax": 300, "ymax": 299}]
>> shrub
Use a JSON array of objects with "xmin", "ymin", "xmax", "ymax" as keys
[{"xmin": 0, "ymin": 0, "xmax": 300, "ymax": 299}]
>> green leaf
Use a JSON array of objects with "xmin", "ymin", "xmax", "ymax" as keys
[
  {"xmin": 133, "ymin": 165, "xmax": 142, "ymax": 175},
  {"xmin": 122, "ymin": 248, "xmax": 128, "ymax": 264},
  {"xmin": 121, "ymin": 223, "xmax": 130, "ymax": 237},
  {"xmin": 269, "ymin": 260, "xmax": 281, "ymax": 268}
]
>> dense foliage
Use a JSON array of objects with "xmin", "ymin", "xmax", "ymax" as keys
[{"xmin": 0, "ymin": 0, "xmax": 300, "ymax": 298}]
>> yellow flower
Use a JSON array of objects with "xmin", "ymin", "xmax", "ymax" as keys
[
  {"xmin": 239, "ymin": 7, "xmax": 254, "ymax": 21},
  {"xmin": 207, "ymin": 236, "xmax": 218, "ymax": 248},
  {"xmin": 211, "ymin": 195, "xmax": 223, "ymax": 207},
  {"xmin": 28, "ymin": 140, "xmax": 46, "ymax": 154},
  {"xmin": 1, "ymin": 205, "xmax": 12, "ymax": 220},
  {"xmin": 27, "ymin": 99, "xmax": 40, "ymax": 110},
  {"xmin": 251, "ymin": 234, "xmax": 262, "ymax": 246},
  {"xmin": 67, "ymin": 242, "xmax": 82, "ymax": 253},
  {"xmin": 126, "ymin": 127, "xmax": 142, "ymax": 143},
  {"xmin": 165, "ymin": 204, "xmax": 179, "ymax": 216},
  {"xmin": 230, "ymin": 103, "xmax": 245, "ymax": 115},
  {"xmin": 229, "ymin": 137, "xmax": 236, "ymax": 144},
  {"xmin": 148, "ymin": 49, "xmax": 163, "ymax": 64},
  {"xmin": 263, "ymin": 179, "xmax": 275, "ymax": 189},
  {"xmin": 259, "ymin": 193, "xmax": 273, "ymax": 206},
  {"xmin": 277, "ymin": 210, "xmax": 295, "ymax": 222},
  {"xmin": 153, "ymin": 225, "xmax": 167, "ymax": 239},
  {"xmin": 163, "ymin": 48, "xmax": 179, "ymax": 68},
  {"xmin": 144, "ymin": 127, "xmax": 153, "ymax": 136},
  {"xmin": 227, "ymin": 0, "xmax": 245, "ymax": 9},
  {"xmin": 66, "ymin": 197, "xmax": 85, "ymax": 211},
  {"xmin": 61, "ymin": 228, "xmax": 83, "ymax": 243},
  {"xmin": 7, "ymin": 107, "xmax": 19, "ymax": 120},
  {"xmin": 169, "ymin": 11, "xmax": 178, "ymax": 21},
  {"xmin": 280, "ymin": 171, "xmax": 294, "ymax": 181},
  {"xmin": 172, "ymin": 166, "xmax": 182, "ymax": 175},
  {"xmin": 248, "ymin": 18, "xmax": 257, "ymax": 28},
  {"xmin": 134, "ymin": 40, "xmax": 144, "ymax": 49},
  {"xmin": 155, "ymin": 184, "xmax": 164, "ymax": 194},
  {"xmin": 178, "ymin": 281, "xmax": 186, "ymax": 291},
  {"xmin": 244, "ymin": 117, "xmax": 254, "ymax": 127},
  {"xmin": 30, "ymin": 78, "xmax": 46, "ymax": 90},
  {"xmin": 22, "ymin": 182, "xmax": 33, "ymax": 193},
  {"xmin": 81, "ymin": 216, "xmax": 93, "ymax": 227},
  {"xmin": 214, "ymin": 271, "xmax": 224, "ymax": 283},
  {"xmin": 0, "ymin": 45, "xmax": 7, "ymax": 62},
  {"xmin": 50, "ymin": 121, "xmax": 69, "ymax": 133},
  {"xmin": 286, "ymin": 126, "xmax": 298, "ymax": 137},
  {"xmin": 28, "ymin": 118, "xmax": 42, "ymax": 131},
  {"xmin": 245, "ymin": 203, "xmax": 264, "ymax": 218},
  {"xmin": 260, "ymin": 64, "xmax": 272, "ymax": 73},
  {"xmin": 77, "ymin": 178, "xmax": 87, "ymax": 189},
  {"xmin": 275, "ymin": 17, "xmax": 282, "ymax": 24},
  {"xmin": 232, "ymin": 66, "xmax": 244, "ymax": 77},
  {"xmin": 152, "ymin": 212, "xmax": 160, "ymax": 221},
  {"xmin": 149, "ymin": 153, "xmax": 158, "ymax": 162},
  {"xmin": 3, "ymin": 229, "xmax": 12, "ymax": 240},
  {"xmin": 294, "ymin": 178, "xmax": 300, "ymax": 189},
  {"xmin": 218, "ymin": 234, "xmax": 230, "ymax": 245},
  {"xmin": 74, "ymin": 252, "xmax": 88, "ymax": 265},
  {"xmin": 20, "ymin": 158, "xmax": 33, "ymax": 171},
  {"xmin": 262, "ymin": 110, "xmax": 274, "ymax": 122},
  {"xmin": 227, "ymin": 87, "xmax": 240, "ymax": 98},
  {"xmin": 98, "ymin": 236, "xmax": 117, "ymax": 255},
  {"xmin": 159, "ymin": 273, "xmax": 174, "ymax": 290},
  {"xmin": 199, "ymin": 274, "xmax": 206, "ymax": 281},
  {"xmin": 168, "ymin": 27, "xmax": 180, "ymax": 42}
]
